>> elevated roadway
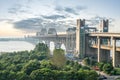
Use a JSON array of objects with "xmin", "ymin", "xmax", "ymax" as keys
[{"xmin": 89, "ymin": 32, "xmax": 120, "ymax": 38}]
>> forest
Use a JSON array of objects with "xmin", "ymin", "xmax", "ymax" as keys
[{"xmin": 0, "ymin": 43, "xmax": 98, "ymax": 80}]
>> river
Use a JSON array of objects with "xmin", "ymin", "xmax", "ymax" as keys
[{"xmin": 0, "ymin": 41, "xmax": 35, "ymax": 52}]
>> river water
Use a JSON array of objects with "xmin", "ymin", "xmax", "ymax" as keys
[
  {"xmin": 0, "ymin": 40, "xmax": 66, "ymax": 55},
  {"xmin": 0, "ymin": 41, "xmax": 35, "ymax": 52}
]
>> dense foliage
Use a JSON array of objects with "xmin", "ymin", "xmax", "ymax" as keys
[
  {"xmin": 0, "ymin": 43, "xmax": 98, "ymax": 80},
  {"xmin": 96, "ymin": 62, "xmax": 120, "ymax": 75},
  {"xmin": 83, "ymin": 57, "xmax": 97, "ymax": 66},
  {"xmin": 51, "ymin": 49, "xmax": 66, "ymax": 68},
  {"xmin": 83, "ymin": 57, "xmax": 120, "ymax": 75}
]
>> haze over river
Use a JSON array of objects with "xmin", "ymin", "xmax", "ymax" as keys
[
  {"xmin": 0, "ymin": 41, "xmax": 65, "ymax": 54},
  {"xmin": 0, "ymin": 41, "xmax": 35, "ymax": 53}
]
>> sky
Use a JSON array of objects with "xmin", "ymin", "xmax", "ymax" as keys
[{"xmin": 0, "ymin": 0, "xmax": 120, "ymax": 37}]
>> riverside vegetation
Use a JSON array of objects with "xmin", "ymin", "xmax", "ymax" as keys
[
  {"xmin": 0, "ymin": 43, "xmax": 98, "ymax": 80},
  {"xmin": 83, "ymin": 57, "xmax": 120, "ymax": 75}
]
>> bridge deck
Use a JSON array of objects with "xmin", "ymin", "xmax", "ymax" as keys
[
  {"xmin": 89, "ymin": 32, "xmax": 120, "ymax": 38},
  {"xmin": 91, "ymin": 44, "xmax": 120, "ymax": 51}
]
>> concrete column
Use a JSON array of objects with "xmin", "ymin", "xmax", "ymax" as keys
[
  {"xmin": 116, "ymin": 52, "xmax": 120, "ymax": 67},
  {"xmin": 108, "ymin": 38, "xmax": 110, "ymax": 46},
  {"xmin": 97, "ymin": 37, "xmax": 101, "ymax": 62},
  {"xmin": 100, "ymin": 50, "xmax": 110, "ymax": 62},
  {"xmin": 95, "ymin": 38, "xmax": 97, "ymax": 45},
  {"xmin": 112, "ymin": 37, "xmax": 116, "ymax": 67}
]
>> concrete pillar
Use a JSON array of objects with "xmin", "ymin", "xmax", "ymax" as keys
[
  {"xmin": 45, "ymin": 40, "xmax": 50, "ymax": 48},
  {"xmin": 76, "ymin": 19, "xmax": 85, "ymax": 58},
  {"xmin": 116, "ymin": 52, "xmax": 120, "ymax": 67},
  {"xmin": 85, "ymin": 36, "xmax": 97, "ymax": 58},
  {"xmin": 55, "ymin": 42, "xmax": 61, "ymax": 49},
  {"xmin": 95, "ymin": 38, "xmax": 97, "ymax": 45},
  {"xmin": 108, "ymin": 38, "xmax": 110, "ymax": 46},
  {"xmin": 100, "ymin": 50, "xmax": 110, "ymax": 62},
  {"xmin": 112, "ymin": 38, "xmax": 116, "ymax": 67},
  {"xmin": 97, "ymin": 37, "xmax": 101, "ymax": 62}
]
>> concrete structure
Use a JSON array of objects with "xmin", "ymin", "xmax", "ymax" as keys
[
  {"xmin": 36, "ymin": 28, "xmax": 47, "ymax": 36},
  {"xmin": 48, "ymin": 28, "xmax": 57, "ymax": 35},
  {"xmin": 30, "ymin": 19, "xmax": 120, "ymax": 67},
  {"xmin": 99, "ymin": 19, "xmax": 109, "ymax": 32},
  {"xmin": 76, "ymin": 19, "xmax": 86, "ymax": 58},
  {"xmin": 89, "ymin": 33, "xmax": 120, "ymax": 67},
  {"xmin": 66, "ymin": 27, "xmax": 76, "ymax": 53}
]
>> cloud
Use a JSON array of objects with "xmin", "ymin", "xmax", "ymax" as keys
[
  {"xmin": 87, "ymin": 15, "xmax": 115, "ymax": 26},
  {"xmin": 55, "ymin": 6, "xmax": 78, "ymax": 15},
  {"xmin": 76, "ymin": 6, "xmax": 87, "ymax": 10},
  {"xmin": 14, "ymin": 18, "xmax": 44, "ymax": 32},
  {"xmin": 91, "ymin": 15, "xmax": 114, "ymax": 22},
  {"xmin": 41, "ymin": 14, "xmax": 66, "ymax": 20},
  {"xmin": 8, "ymin": 3, "xmax": 31, "ymax": 15},
  {"xmin": 64, "ymin": 7, "xmax": 78, "ymax": 15},
  {"xmin": 55, "ymin": 6, "xmax": 63, "ymax": 11},
  {"xmin": 13, "ymin": 16, "xmax": 76, "ymax": 33},
  {"xmin": 55, "ymin": 5, "xmax": 86, "ymax": 15},
  {"xmin": 8, "ymin": 2, "xmax": 86, "ymax": 33},
  {"xmin": 8, "ymin": 4, "xmax": 22, "ymax": 14},
  {"xmin": 0, "ymin": 19, "xmax": 14, "ymax": 23}
]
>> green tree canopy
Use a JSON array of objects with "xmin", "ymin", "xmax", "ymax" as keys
[
  {"xmin": 22, "ymin": 60, "xmax": 40, "ymax": 75},
  {"xmin": 30, "ymin": 68, "xmax": 54, "ymax": 80},
  {"xmin": 103, "ymin": 63, "xmax": 113, "ymax": 74},
  {"xmin": 51, "ymin": 49, "xmax": 66, "ymax": 68}
]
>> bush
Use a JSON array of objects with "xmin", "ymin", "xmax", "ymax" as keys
[
  {"xmin": 97, "ymin": 62, "xmax": 105, "ymax": 71},
  {"xmin": 115, "ymin": 68, "xmax": 120, "ymax": 75},
  {"xmin": 103, "ymin": 63, "xmax": 113, "ymax": 74},
  {"xmin": 83, "ymin": 57, "xmax": 90, "ymax": 65},
  {"xmin": 81, "ymin": 66, "xmax": 91, "ymax": 70}
]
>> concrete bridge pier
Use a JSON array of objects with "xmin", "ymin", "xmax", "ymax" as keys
[
  {"xmin": 55, "ymin": 42, "xmax": 62, "ymax": 49},
  {"xmin": 85, "ymin": 36, "xmax": 97, "ymax": 58},
  {"xmin": 97, "ymin": 37, "xmax": 111, "ymax": 62},
  {"xmin": 112, "ymin": 37, "xmax": 116, "ymax": 67},
  {"xmin": 99, "ymin": 50, "xmax": 110, "ymax": 62},
  {"xmin": 44, "ymin": 40, "xmax": 50, "ymax": 48},
  {"xmin": 114, "ymin": 52, "xmax": 120, "ymax": 67},
  {"xmin": 116, "ymin": 52, "xmax": 120, "ymax": 67},
  {"xmin": 112, "ymin": 38, "xmax": 120, "ymax": 67},
  {"xmin": 97, "ymin": 37, "xmax": 101, "ymax": 62}
]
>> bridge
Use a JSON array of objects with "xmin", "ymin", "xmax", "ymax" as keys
[
  {"xmin": 0, "ymin": 37, "xmax": 39, "ymax": 45},
  {"xmin": 31, "ymin": 28, "xmax": 76, "ymax": 53},
  {"xmin": 88, "ymin": 32, "xmax": 120, "ymax": 67},
  {"xmin": 28, "ymin": 19, "xmax": 120, "ymax": 67}
]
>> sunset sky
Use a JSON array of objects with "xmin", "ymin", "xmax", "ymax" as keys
[{"xmin": 0, "ymin": 0, "xmax": 120, "ymax": 37}]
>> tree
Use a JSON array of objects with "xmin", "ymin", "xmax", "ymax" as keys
[
  {"xmin": 22, "ymin": 60, "xmax": 40, "ymax": 75},
  {"xmin": 16, "ymin": 71, "xmax": 30, "ymax": 80},
  {"xmin": 34, "ymin": 43, "xmax": 50, "ymax": 60},
  {"xmin": 73, "ymin": 62, "xmax": 82, "ymax": 71},
  {"xmin": 30, "ymin": 68, "xmax": 54, "ymax": 80},
  {"xmin": 40, "ymin": 60, "xmax": 54, "ymax": 69},
  {"xmin": 83, "ymin": 57, "xmax": 90, "ymax": 65},
  {"xmin": 103, "ymin": 63, "xmax": 113, "ymax": 74},
  {"xmin": 0, "ymin": 63, "xmax": 3, "ymax": 70},
  {"xmin": 34, "ymin": 43, "xmax": 49, "ymax": 54},
  {"xmin": 0, "ymin": 70, "xmax": 16, "ymax": 80},
  {"xmin": 51, "ymin": 49, "xmax": 66, "ymax": 68},
  {"xmin": 86, "ymin": 70, "xmax": 98, "ymax": 80},
  {"xmin": 97, "ymin": 62, "xmax": 105, "ymax": 71}
]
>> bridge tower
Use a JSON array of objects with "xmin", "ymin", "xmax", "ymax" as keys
[
  {"xmin": 76, "ymin": 19, "xmax": 86, "ymax": 58},
  {"xmin": 48, "ymin": 28, "xmax": 57, "ymax": 35},
  {"xmin": 66, "ymin": 27, "xmax": 76, "ymax": 54},
  {"xmin": 99, "ymin": 19, "xmax": 109, "ymax": 32},
  {"xmin": 98, "ymin": 20, "xmax": 110, "ymax": 63}
]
